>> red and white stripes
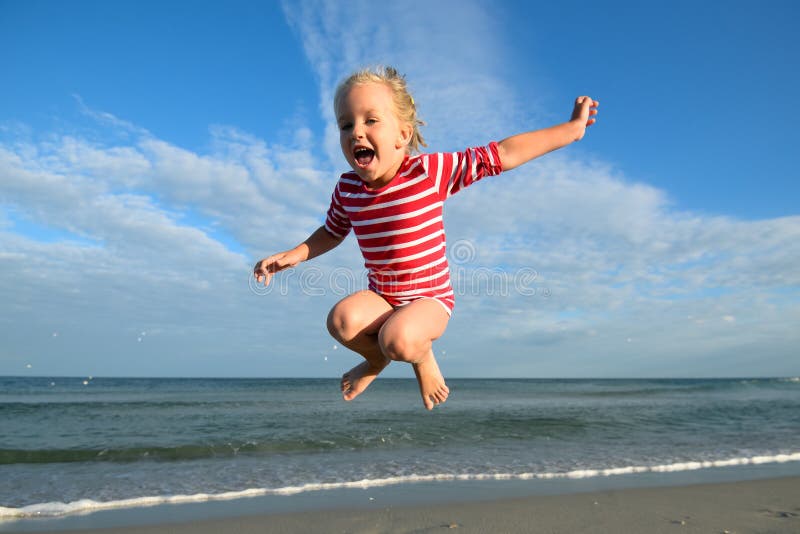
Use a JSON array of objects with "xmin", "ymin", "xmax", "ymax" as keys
[{"xmin": 324, "ymin": 143, "xmax": 502, "ymax": 313}]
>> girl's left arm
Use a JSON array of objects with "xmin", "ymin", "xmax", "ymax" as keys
[{"xmin": 497, "ymin": 96, "xmax": 598, "ymax": 172}]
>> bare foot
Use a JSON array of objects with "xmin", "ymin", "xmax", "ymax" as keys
[
  {"xmin": 341, "ymin": 358, "xmax": 389, "ymax": 401},
  {"xmin": 412, "ymin": 355, "xmax": 449, "ymax": 410}
]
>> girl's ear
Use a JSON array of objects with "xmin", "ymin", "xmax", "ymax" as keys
[{"xmin": 396, "ymin": 122, "xmax": 413, "ymax": 149}]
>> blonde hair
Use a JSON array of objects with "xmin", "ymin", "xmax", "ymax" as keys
[{"xmin": 334, "ymin": 66, "xmax": 427, "ymax": 154}]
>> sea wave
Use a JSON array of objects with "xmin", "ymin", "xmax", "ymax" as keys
[
  {"xmin": 0, "ymin": 439, "xmax": 343, "ymax": 465},
  {"xmin": 555, "ymin": 378, "xmax": 797, "ymax": 399},
  {"xmin": 2, "ymin": 451, "xmax": 799, "ymax": 520}
]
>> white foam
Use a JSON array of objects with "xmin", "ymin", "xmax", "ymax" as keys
[{"xmin": 2, "ymin": 451, "xmax": 799, "ymax": 520}]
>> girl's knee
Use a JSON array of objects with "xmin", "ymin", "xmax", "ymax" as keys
[
  {"xmin": 326, "ymin": 304, "xmax": 351, "ymax": 342},
  {"xmin": 379, "ymin": 327, "xmax": 427, "ymax": 363},
  {"xmin": 326, "ymin": 291, "xmax": 395, "ymax": 343},
  {"xmin": 326, "ymin": 298, "xmax": 383, "ymax": 343}
]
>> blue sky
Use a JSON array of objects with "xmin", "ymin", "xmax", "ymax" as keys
[{"xmin": 1, "ymin": 0, "xmax": 798, "ymax": 378}]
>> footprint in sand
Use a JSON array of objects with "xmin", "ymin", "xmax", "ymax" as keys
[{"xmin": 759, "ymin": 508, "xmax": 799, "ymax": 519}]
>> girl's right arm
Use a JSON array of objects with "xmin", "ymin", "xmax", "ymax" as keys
[{"xmin": 253, "ymin": 226, "xmax": 343, "ymax": 287}]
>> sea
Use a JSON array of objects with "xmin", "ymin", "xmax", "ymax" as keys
[{"xmin": 1, "ymin": 376, "xmax": 799, "ymax": 524}]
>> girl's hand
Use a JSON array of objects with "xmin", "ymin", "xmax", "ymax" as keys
[
  {"xmin": 253, "ymin": 251, "xmax": 300, "ymax": 287},
  {"xmin": 571, "ymin": 96, "xmax": 599, "ymax": 141}
]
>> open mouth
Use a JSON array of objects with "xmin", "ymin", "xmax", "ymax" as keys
[{"xmin": 353, "ymin": 147, "xmax": 375, "ymax": 167}]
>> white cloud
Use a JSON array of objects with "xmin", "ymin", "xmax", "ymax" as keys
[
  {"xmin": 282, "ymin": 0, "xmax": 530, "ymax": 166},
  {"xmin": 1, "ymin": 1, "xmax": 797, "ymax": 378},
  {"xmin": 0, "ymin": 102, "xmax": 343, "ymax": 376},
  {"xmin": 2, "ymin": 99, "xmax": 798, "ymax": 376},
  {"xmin": 277, "ymin": 0, "xmax": 800, "ymax": 377}
]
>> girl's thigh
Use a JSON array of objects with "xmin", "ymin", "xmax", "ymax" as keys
[{"xmin": 378, "ymin": 298, "xmax": 450, "ymax": 348}]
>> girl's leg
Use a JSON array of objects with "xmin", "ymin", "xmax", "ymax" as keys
[
  {"xmin": 327, "ymin": 290, "xmax": 394, "ymax": 401},
  {"xmin": 378, "ymin": 298, "xmax": 451, "ymax": 410}
]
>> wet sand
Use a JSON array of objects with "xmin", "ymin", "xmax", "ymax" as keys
[{"xmin": 6, "ymin": 476, "xmax": 799, "ymax": 534}]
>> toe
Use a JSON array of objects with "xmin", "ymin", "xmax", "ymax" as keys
[{"xmin": 343, "ymin": 382, "xmax": 360, "ymax": 400}]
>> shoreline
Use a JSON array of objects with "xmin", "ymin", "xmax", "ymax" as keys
[
  {"xmin": 3, "ymin": 377, "xmax": 798, "ymax": 532},
  {"xmin": 3, "ymin": 463, "xmax": 800, "ymax": 533},
  {"xmin": 2, "ymin": 476, "xmax": 798, "ymax": 534}
]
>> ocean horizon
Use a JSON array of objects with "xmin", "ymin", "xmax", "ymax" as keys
[{"xmin": 2, "ymin": 376, "xmax": 799, "ymax": 522}]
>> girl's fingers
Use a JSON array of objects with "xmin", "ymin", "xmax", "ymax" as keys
[
  {"xmin": 576, "ymin": 97, "xmax": 598, "ymax": 106},
  {"xmin": 253, "ymin": 260, "xmax": 273, "ymax": 284}
]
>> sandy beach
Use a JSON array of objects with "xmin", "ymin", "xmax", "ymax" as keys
[{"xmin": 4, "ymin": 476, "xmax": 798, "ymax": 534}]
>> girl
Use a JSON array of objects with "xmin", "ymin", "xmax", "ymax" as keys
[{"xmin": 253, "ymin": 66, "xmax": 598, "ymax": 410}]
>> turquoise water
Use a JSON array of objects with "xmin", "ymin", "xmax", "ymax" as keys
[{"xmin": 1, "ymin": 376, "xmax": 799, "ymax": 518}]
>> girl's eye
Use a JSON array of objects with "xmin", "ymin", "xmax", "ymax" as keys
[
  {"xmin": 339, "ymin": 123, "xmax": 353, "ymax": 131},
  {"xmin": 366, "ymin": 118, "xmax": 377, "ymax": 125}
]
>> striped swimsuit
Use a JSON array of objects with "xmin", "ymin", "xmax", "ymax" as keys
[{"xmin": 324, "ymin": 142, "xmax": 502, "ymax": 315}]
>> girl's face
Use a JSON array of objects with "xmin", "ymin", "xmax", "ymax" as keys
[{"xmin": 336, "ymin": 82, "xmax": 412, "ymax": 189}]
